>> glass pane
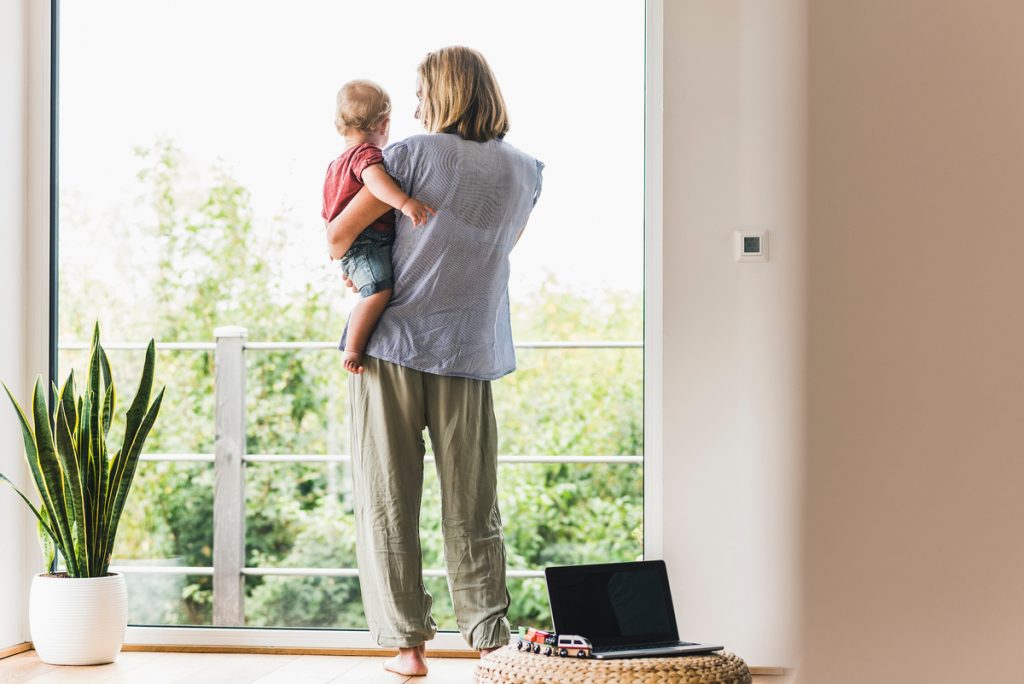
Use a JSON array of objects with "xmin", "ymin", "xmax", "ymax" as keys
[
  {"xmin": 245, "ymin": 575, "xmax": 365, "ymax": 629},
  {"xmin": 245, "ymin": 351, "xmax": 350, "ymax": 458},
  {"xmin": 55, "ymin": 348, "xmax": 215, "ymax": 456},
  {"xmin": 244, "ymin": 576, "xmax": 551, "ymax": 631},
  {"xmin": 244, "ymin": 463, "xmax": 354, "ymax": 575},
  {"xmin": 113, "ymin": 461, "xmax": 214, "ymax": 626},
  {"xmin": 58, "ymin": 0, "xmax": 643, "ymax": 631},
  {"xmin": 123, "ymin": 573, "xmax": 214, "ymax": 626}
]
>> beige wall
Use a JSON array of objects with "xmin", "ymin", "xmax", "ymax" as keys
[
  {"xmin": 801, "ymin": 1, "xmax": 1024, "ymax": 681},
  {"xmin": 661, "ymin": 0, "xmax": 805, "ymax": 667}
]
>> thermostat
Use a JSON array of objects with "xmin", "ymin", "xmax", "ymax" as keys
[{"xmin": 735, "ymin": 230, "xmax": 768, "ymax": 262}]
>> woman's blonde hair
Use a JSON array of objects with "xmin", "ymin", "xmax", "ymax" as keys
[
  {"xmin": 335, "ymin": 79, "xmax": 392, "ymax": 135},
  {"xmin": 417, "ymin": 46, "xmax": 509, "ymax": 142}
]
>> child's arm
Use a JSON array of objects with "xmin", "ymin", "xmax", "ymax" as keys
[{"xmin": 361, "ymin": 164, "xmax": 436, "ymax": 226}]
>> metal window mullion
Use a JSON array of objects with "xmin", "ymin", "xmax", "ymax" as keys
[
  {"xmin": 144, "ymin": 453, "xmax": 642, "ymax": 463},
  {"xmin": 239, "ymin": 454, "xmax": 642, "ymax": 464},
  {"xmin": 109, "ymin": 565, "xmax": 545, "ymax": 579},
  {"xmin": 58, "ymin": 340, "xmax": 642, "ymax": 351}
]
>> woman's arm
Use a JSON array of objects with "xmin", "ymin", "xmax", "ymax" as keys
[{"xmin": 326, "ymin": 185, "xmax": 392, "ymax": 260}]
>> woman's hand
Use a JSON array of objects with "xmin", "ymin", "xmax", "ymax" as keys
[
  {"xmin": 340, "ymin": 271, "xmax": 359, "ymax": 294},
  {"xmin": 326, "ymin": 186, "xmax": 392, "ymax": 260}
]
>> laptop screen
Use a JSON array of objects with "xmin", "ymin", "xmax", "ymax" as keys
[{"xmin": 546, "ymin": 561, "xmax": 679, "ymax": 647}]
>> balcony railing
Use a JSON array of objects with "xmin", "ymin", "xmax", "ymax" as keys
[{"xmin": 58, "ymin": 328, "xmax": 643, "ymax": 626}]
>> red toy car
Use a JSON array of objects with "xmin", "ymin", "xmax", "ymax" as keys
[
  {"xmin": 517, "ymin": 626, "xmax": 592, "ymax": 658},
  {"xmin": 518, "ymin": 626, "xmax": 558, "ymax": 655}
]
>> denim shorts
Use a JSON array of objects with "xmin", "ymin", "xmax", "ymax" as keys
[{"xmin": 340, "ymin": 228, "xmax": 395, "ymax": 297}]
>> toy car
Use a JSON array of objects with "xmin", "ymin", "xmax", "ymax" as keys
[
  {"xmin": 556, "ymin": 633, "xmax": 593, "ymax": 658},
  {"xmin": 518, "ymin": 626, "xmax": 557, "ymax": 655},
  {"xmin": 517, "ymin": 626, "xmax": 592, "ymax": 658}
]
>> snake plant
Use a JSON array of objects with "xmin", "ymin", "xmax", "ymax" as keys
[{"xmin": 0, "ymin": 324, "xmax": 164, "ymax": 577}]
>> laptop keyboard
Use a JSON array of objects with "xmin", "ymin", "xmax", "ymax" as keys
[{"xmin": 594, "ymin": 640, "xmax": 697, "ymax": 653}]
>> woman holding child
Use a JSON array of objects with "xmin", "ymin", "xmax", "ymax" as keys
[{"xmin": 325, "ymin": 46, "xmax": 544, "ymax": 676}]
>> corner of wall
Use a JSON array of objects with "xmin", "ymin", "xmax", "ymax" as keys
[
  {"xmin": 660, "ymin": 0, "xmax": 806, "ymax": 668},
  {"xmin": 21, "ymin": 0, "xmax": 54, "ymax": 642},
  {"xmin": 0, "ymin": 0, "xmax": 32, "ymax": 651}
]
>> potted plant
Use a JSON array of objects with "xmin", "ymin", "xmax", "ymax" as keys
[{"xmin": 0, "ymin": 324, "xmax": 164, "ymax": 665}]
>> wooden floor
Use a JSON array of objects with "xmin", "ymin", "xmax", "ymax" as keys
[{"xmin": 0, "ymin": 650, "xmax": 787, "ymax": 683}]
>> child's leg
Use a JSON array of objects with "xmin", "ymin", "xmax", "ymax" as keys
[{"xmin": 343, "ymin": 288, "xmax": 392, "ymax": 374}]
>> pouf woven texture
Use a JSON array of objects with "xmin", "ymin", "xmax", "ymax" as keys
[{"xmin": 474, "ymin": 646, "xmax": 752, "ymax": 684}]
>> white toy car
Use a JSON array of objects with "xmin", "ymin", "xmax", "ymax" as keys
[{"xmin": 556, "ymin": 634, "xmax": 592, "ymax": 658}]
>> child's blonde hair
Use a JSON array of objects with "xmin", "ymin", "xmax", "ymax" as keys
[
  {"xmin": 335, "ymin": 79, "xmax": 392, "ymax": 136},
  {"xmin": 417, "ymin": 46, "xmax": 509, "ymax": 143}
]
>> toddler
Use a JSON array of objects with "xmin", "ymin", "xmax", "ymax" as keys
[{"xmin": 322, "ymin": 79, "xmax": 434, "ymax": 373}]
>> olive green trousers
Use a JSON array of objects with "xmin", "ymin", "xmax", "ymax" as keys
[{"xmin": 348, "ymin": 356, "xmax": 512, "ymax": 649}]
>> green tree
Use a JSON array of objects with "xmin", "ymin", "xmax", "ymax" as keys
[{"xmin": 58, "ymin": 140, "xmax": 643, "ymax": 631}]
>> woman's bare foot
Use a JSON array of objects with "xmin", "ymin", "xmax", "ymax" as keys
[
  {"xmin": 383, "ymin": 645, "xmax": 428, "ymax": 676},
  {"xmin": 342, "ymin": 350, "xmax": 365, "ymax": 374},
  {"xmin": 480, "ymin": 646, "xmax": 501, "ymax": 657}
]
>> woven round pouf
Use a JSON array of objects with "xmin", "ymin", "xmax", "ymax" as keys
[{"xmin": 474, "ymin": 646, "xmax": 752, "ymax": 684}]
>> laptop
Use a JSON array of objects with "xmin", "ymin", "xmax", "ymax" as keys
[{"xmin": 545, "ymin": 560, "xmax": 724, "ymax": 659}]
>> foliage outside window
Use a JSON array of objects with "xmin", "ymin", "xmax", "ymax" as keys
[{"xmin": 57, "ymin": 0, "xmax": 644, "ymax": 631}]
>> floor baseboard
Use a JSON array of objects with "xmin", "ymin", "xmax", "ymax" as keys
[
  {"xmin": 4, "ymin": 641, "xmax": 790, "ymax": 676},
  {"xmin": 121, "ymin": 643, "xmax": 479, "ymax": 659},
  {"xmin": 0, "ymin": 642, "xmax": 32, "ymax": 660}
]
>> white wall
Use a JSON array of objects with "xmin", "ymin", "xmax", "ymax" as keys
[
  {"xmin": 1, "ymin": 0, "xmax": 49, "ymax": 651},
  {"xmin": 801, "ymin": 1, "xmax": 1024, "ymax": 681},
  {"xmin": 660, "ymin": 0, "xmax": 805, "ymax": 667},
  {"xmin": 0, "ymin": 0, "xmax": 30, "ymax": 651}
]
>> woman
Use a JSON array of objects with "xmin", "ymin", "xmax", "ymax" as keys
[{"xmin": 326, "ymin": 46, "xmax": 544, "ymax": 676}]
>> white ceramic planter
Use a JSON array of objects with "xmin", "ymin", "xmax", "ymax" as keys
[{"xmin": 29, "ymin": 572, "xmax": 128, "ymax": 665}]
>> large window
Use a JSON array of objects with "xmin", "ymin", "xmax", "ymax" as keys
[{"xmin": 57, "ymin": 0, "xmax": 644, "ymax": 633}]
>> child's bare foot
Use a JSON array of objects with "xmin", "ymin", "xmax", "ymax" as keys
[
  {"xmin": 342, "ymin": 350, "xmax": 365, "ymax": 374},
  {"xmin": 383, "ymin": 646, "xmax": 428, "ymax": 676}
]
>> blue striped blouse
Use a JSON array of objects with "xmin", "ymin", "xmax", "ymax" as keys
[{"xmin": 340, "ymin": 133, "xmax": 545, "ymax": 381}]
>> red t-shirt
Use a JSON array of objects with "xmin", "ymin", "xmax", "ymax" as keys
[{"xmin": 321, "ymin": 142, "xmax": 395, "ymax": 233}]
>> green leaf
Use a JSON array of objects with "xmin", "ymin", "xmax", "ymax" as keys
[
  {"xmin": 38, "ymin": 504, "xmax": 56, "ymax": 572},
  {"xmin": 31, "ymin": 378, "xmax": 81, "ymax": 577},
  {"xmin": 102, "ymin": 387, "xmax": 164, "ymax": 574},
  {"xmin": 54, "ymin": 377, "xmax": 89, "ymax": 577},
  {"xmin": 74, "ymin": 394, "xmax": 85, "ymax": 470},
  {"xmin": 87, "ymin": 330, "xmax": 103, "ymax": 498},
  {"xmin": 95, "ymin": 383, "xmax": 115, "ymax": 571},
  {"xmin": 58, "ymin": 372, "xmax": 90, "ymax": 567},
  {"xmin": 54, "ymin": 378, "xmax": 78, "ymax": 469},
  {"xmin": 78, "ymin": 389, "xmax": 91, "ymax": 478},
  {"xmin": 0, "ymin": 471, "xmax": 62, "ymax": 567},
  {"xmin": 106, "ymin": 339, "xmax": 155, "ymax": 519},
  {"xmin": 99, "ymin": 343, "xmax": 115, "ymax": 438},
  {"xmin": 122, "ymin": 340, "xmax": 156, "ymax": 455},
  {"xmin": 61, "ymin": 371, "xmax": 78, "ymax": 440},
  {"xmin": 3, "ymin": 382, "xmax": 72, "ymax": 569}
]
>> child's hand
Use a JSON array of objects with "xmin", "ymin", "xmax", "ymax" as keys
[{"xmin": 400, "ymin": 198, "xmax": 437, "ymax": 227}]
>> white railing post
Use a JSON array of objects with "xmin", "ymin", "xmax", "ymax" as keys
[{"xmin": 213, "ymin": 326, "xmax": 247, "ymax": 626}]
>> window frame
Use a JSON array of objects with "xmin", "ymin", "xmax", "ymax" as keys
[{"xmin": 35, "ymin": 0, "xmax": 665, "ymax": 650}]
